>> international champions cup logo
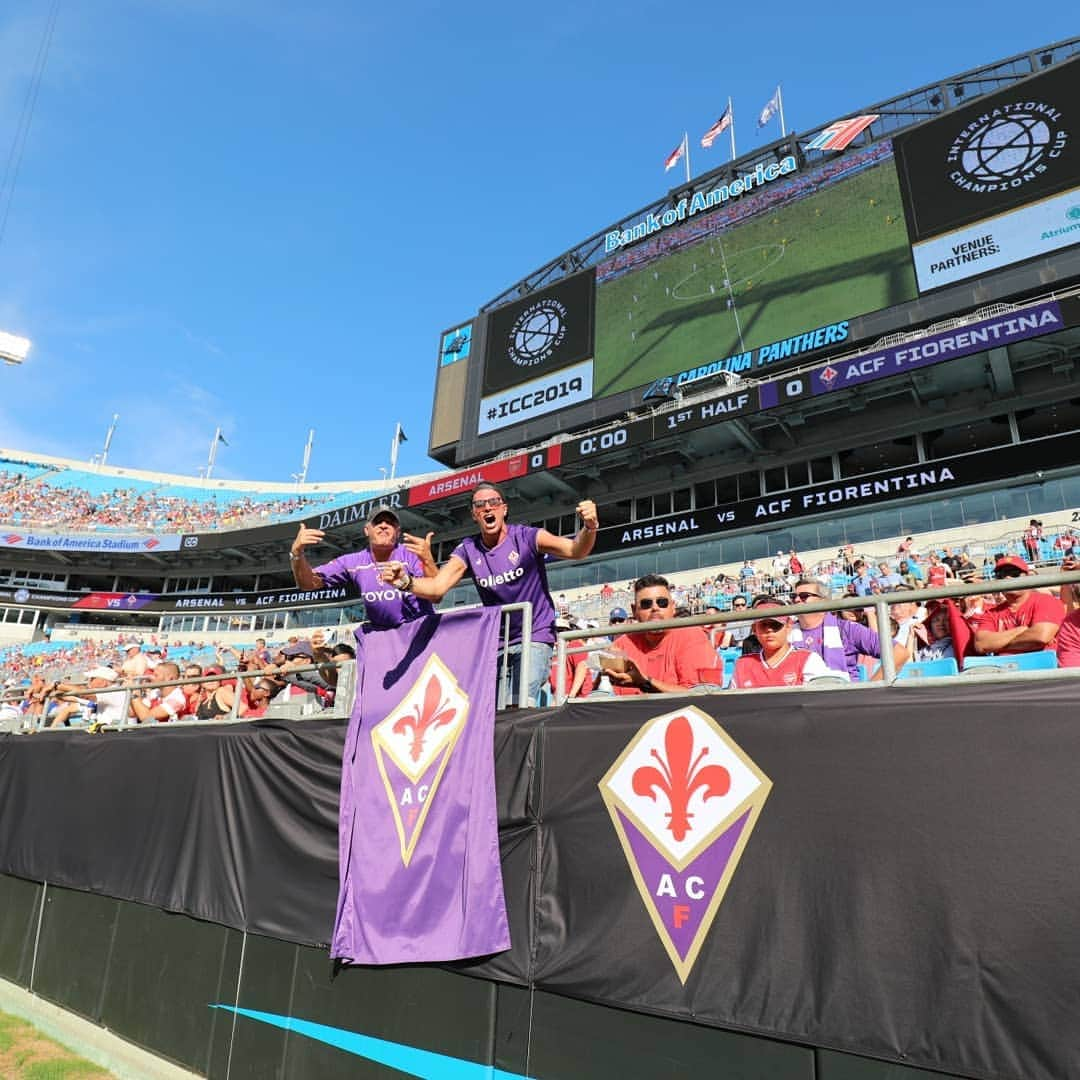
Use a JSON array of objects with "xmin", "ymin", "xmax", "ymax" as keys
[
  {"xmin": 507, "ymin": 297, "xmax": 568, "ymax": 368},
  {"xmin": 371, "ymin": 654, "xmax": 470, "ymax": 866},
  {"xmin": 599, "ymin": 706, "xmax": 771, "ymax": 983},
  {"xmin": 947, "ymin": 100, "xmax": 1068, "ymax": 194}
]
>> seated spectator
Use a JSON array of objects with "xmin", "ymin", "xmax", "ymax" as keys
[
  {"xmin": 972, "ymin": 556, "xmax": 1065, "ymax": 656},
  {"xmin": 550, "ymin": 617, "xmax": 593, "ymax": 700},
  {"xmin": 730, "ymin": 597, "xmax": 833, "ymax": 688},
  {"xmin": 915, "ymin": 603, "xmax": 957, "ymax": 662},
  {"xmin": 195, "ymin": 667, "xmax": 236, "ymax": 720},
  {"xmin": 240, "ymin": 679, "xmax": 277, "ymax": 718},
  {"xmin": 1053, "ymin": 529, "xmax": 1077, "ymax": 557},
  {"xmin": 179, "ymin": 664, "xmax": 205, "ymax": 719},
  {"xmin": 955, "ymin": 552, "xmax": 979, "ymax": 582},
  {"xmin": 885, "ymin": 589, "xmax": 925, "ymax": 661},
  {"xmin": 876, "ymin": 562, "xmax": 902, "ymax": 590},
  {"xmin": 606, "ymin": 574, "xmax": 717, "ymax": 695},
  {"xmin": 925, "ymin": 553, "xmax": 954, "ymax": 589},
  {"xmin": 788, "ymin": 577, "xmax": 907, "ymax": 681},
  {"xmin": 130, "ymin": 662, "xmax": 185, "ymax": 723},
  {"xmin": 47, "ymin": 667, "xmax": 126, "ymax": 728},
  {"xmin": 121, "ymin": 643, "xmax": 149, "ymax": 679},
  {"xmin": 851, "ymin": 561, "xmax": 874, "ymax": 597},
  {"xmin": 904, "ymin": 555, "xmax": 925, "ymax": 586}
]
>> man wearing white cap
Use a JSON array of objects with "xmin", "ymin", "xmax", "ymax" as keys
[
  {"xmin": 47, "ymin": 667, "xmax": 126, "ymax": 728},
  {"xmin": 289, "ymin": 506, "xmax": 437, "ymax": 629}
]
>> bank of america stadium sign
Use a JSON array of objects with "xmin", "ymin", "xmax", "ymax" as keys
[{"xmin": 604, "ymin": 156, "xmax": 798, "ymax": 253}]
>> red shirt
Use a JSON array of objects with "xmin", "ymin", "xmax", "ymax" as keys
[
  {"xmin": 1056, "ymin": 611, "xmax": 1080, "ymax": 668},
  {"xmin": 549, "ymin": 639, "xmax": 593, "ymax": 698},
  {"xmin": 972, "ymin": 591, "xmax": 1065, "ymax": 653},
  {"xmin": 733, "ymin": 648, "xmax": 815, "ymax": 688},
  {"xmin": 611, "ymin": 627, "xmax": 718, "ymax": 695}
]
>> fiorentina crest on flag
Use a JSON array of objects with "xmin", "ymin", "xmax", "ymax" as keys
[
  {"xmin": 371, "ymin": 654, "xmax": 470, "ymax": 866},
  {"xmin": 600, "ymin": 706, "xmax": 771, "ymax": 983}
]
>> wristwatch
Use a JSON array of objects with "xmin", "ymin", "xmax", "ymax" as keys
[{"xmin": 399, "ymin": 570, "xmax": 414, "ymax": 592}]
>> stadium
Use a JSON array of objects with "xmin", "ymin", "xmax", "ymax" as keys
[{"xmin": 2, "ymin": 38, "xmax": 1080, "ymax": 1080}]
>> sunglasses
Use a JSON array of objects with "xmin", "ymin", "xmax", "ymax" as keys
[
  {"xmin": 794, "ymin": 591, "xmax": 822, "ymax": 601},
  {"xmin": 636, "ymin": 596, "xmax": 671, "ymax": 611},
  {"xmin": 472, "ymin": 497, "xmax": 504, "ymax": 510},
  {"xmin": 994, "ymin": 568, "xmax": 1023, "ymax": 579},
  {"xmin": 610, "ymin": 617, "xmax": 626, "ymax": 624},
  {"xmin": 753, "ymin": 619, "xmax": 786, "ymax": 633}
]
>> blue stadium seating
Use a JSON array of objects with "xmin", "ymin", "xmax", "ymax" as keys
[
  {"xmin": 962, "ymin": 652, "xmax": 1059, "ymax": 673},
  {"xmin": 897, "ymin": 658, "xmax": 959, "ymax": 679}
]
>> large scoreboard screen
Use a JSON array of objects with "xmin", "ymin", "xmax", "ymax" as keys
[{"xmin": 434, "ymin": 57, "xmax": 1080, "ymax": 467}]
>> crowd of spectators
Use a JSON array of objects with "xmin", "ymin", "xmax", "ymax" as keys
[
  {"xmin": 0, "ymin": 632, "xmax": 355, "ymax": 728},
  {"xmin": 550, "ymin": 546, "xmax": 1080, "ymax": 698},
  {"xmin": 0, "ymin": 462, "xmax": 352, "ymax": 534}
]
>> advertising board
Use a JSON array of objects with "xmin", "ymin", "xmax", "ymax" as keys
[
  {"xmin": 478, "ymin": 270, "xmax": 595, "ymax": 434},
  {"xmin": 894, "ymin": 58, "xmax": 1080, "ymax": 291}
]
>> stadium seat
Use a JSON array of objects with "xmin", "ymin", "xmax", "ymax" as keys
[
  {"xmin": 962, "ymin": 652, "xmax": 1059, "ymax": 674},
  {"xmin": 896, "ymin": 658, "xmax": 959, "ymax": 679}
]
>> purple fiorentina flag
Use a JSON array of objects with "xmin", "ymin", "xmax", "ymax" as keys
[{"xmin": 331, "ymin": 607, "xmax": 510, "ymax": 964}]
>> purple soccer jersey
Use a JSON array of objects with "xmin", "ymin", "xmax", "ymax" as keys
[
  {"xmin": 315, "ymin": 545, "xmax": 433, "ymax": 629},
  {"xmin": 451, "ymin": 523, "xmax": 557, "ymax": 646}
]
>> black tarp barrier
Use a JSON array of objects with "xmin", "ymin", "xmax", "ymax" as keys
[{"xmin": 1, "ymin": 684, "xmax": 1078, "ymax": 1080}]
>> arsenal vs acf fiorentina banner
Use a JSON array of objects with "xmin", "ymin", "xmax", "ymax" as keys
[{"xmin": 331, "ymin": 608, "xmax": 510, "ymax": 965}]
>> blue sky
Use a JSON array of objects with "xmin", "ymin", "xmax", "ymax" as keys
[{"xmin": 0, "ymin": 1, "xmax": 1074, "ymax": 484}]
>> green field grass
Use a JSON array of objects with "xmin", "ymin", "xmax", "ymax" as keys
[
  {"xmin": 0, "ymin": 1012, "xmax": 114, "ymax": 1079},
  {"xmin": 594, "ymin": 163, "xmax": 918, "ymax": 396}
]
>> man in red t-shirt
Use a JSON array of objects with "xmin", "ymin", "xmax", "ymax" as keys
[
  {"xmin": 972, "ymin": 556, "xmax": 1064, "ymax": 656},
  {"xmin": 606, "ymin": 574, "xmax": 717, "ymax": 695}
]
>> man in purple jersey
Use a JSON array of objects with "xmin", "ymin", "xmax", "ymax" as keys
[
  {"xmin": 289, "ymin": 506, "xmax": 437, "ymax": 629},
  {"xmin": 386, "ymin": 482, "xmax": 599, "ymax": 707}
]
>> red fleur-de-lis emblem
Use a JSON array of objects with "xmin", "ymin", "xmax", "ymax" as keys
[
  {"xmin": 631, "ymin": 715, "xmax": 730, "ymax": 842},
  {"xmin": 392, "ymin": 674, "xmax": 457, "ymax": 762}
]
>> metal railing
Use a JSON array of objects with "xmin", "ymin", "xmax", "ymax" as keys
[
  {"xmin": 1, "ymin": 600, "xmax": 538, "ymax": 730},
  {"xmin": 553, "ymin": 571, "xmax": 1080, "ymax": 702}
]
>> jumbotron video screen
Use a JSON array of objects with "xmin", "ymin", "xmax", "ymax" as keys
[{"xmin": 432, "ymin": 55, "xmax": 1080, "ymax": 465}]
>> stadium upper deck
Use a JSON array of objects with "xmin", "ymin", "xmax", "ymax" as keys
[{"xmin": 3, "ymin": 42, "xmax": 1080, "ymax": 640}]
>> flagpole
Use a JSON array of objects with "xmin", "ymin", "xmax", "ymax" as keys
[
  {"xmin": 683, "ymin": 132, "xmax": 690, "ymax": 183},
  {"xmin": 389, "ymin": 422, "xmax": 404, "ymax": 482},
  {"xmin": 206, "ymin": 427, "xmax": 220, "ymax": 480},
  {"xmin": 728, "ymin": 96, "xmax": 736, "ymax": 162},
  {"xmin": 778, "ymin": 85, "xmax": 786, "ymax": 138}
]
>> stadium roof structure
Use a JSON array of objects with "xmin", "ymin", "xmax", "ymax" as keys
[{"xmin": 479, "ymin": 38, "xmax": 1080, "ymax": 315}]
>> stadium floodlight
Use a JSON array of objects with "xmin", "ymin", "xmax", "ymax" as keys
[{"xmin": 0, "ymin": 330, "xmax": 31, "ymax": 366}]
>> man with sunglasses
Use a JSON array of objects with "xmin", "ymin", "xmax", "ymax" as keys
[
  {"xmin": 386, "ymin": 483, "xmax": 599, "ymax": 707},
  {"xmin": 731, "ymin": 597, "xmax": 832, "ymax": 688},
  {"xmin": 971, "ymin": 556, "xmax": 1064, "ymax": 656},
  {"xmin": 787, "ymin": 577, "xmax": 907, "ymax": 681},
  {"xmin": 606, "ymin": 575, "xmax": 717, "ymax": 695}
]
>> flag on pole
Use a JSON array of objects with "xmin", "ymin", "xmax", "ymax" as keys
[
  {"xmin": 663, "ymin": 135, "xmax": 686, "ymax": 172},
  {"xmin": 757, "ymin": 87, "xmax": 781, "ymax": 129},
  {"xmin": 217, "ymin": 431, "xmax": 229, "ymax": 447},
  {"xmin": 805, "ymin": 114, "xmax": 879, "ymax": 152},
  {"xmin": 395, "ymin": 423, "xmax": 408, "ymax": 445},
  {"xmin": 700, "ymin": 105, "xmax": 733, "ymax": 148}
]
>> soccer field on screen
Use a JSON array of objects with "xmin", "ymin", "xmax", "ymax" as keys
[{"xmin": 593, "ymin": 163, "xmax": 918, "ymax": 397}]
